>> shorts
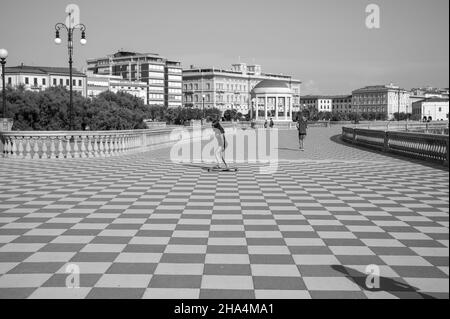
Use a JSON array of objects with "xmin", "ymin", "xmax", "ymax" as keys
[{"xmin": 298, "ymin": 133, "xmax": 306, "ymax": 140}]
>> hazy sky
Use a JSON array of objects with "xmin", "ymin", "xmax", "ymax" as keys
[{"xmin": 0, "ymin": 0, "xmax": 448, "ymax": 94}]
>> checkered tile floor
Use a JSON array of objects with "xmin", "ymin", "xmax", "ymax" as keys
[{"xmin": 0, "ymin": 128, "xmax": 448, "ymax": 299}]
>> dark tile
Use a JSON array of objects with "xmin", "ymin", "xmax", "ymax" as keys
[
  {"xmin": 86, "ymin": 288, "xmax": 145, "ymax": 299},
  {"xmin": 106, "ymin": 263, "xmax": 157, "ymax": 274},
  {"xmin": 253, "ymin": 276, "xmax": 306, "ymax": 290},
  {"xmin": 160, "ymin": 254, "xmax": 205, "ymax": 264},
  {"xmin": 71, "ymin": 252, "xmax": 119, "ymax": 262},
  {"xmin": 9, "ymin": 262, "xmax": 65, "ymax": 274},
  {"xmin": 43, "ymin": 273, "xmax": 101, "ymax": 287},
  {"xmin": 149, "ymin": 275, "xmax": 202, "ymax": 288},
  {"xmin": 0, "ymin": 288, "xmax": 36, "ymax": 299},
  {"xmin": 249, "ymin": 255, "xmax": 294, "ymax": 265},
  {"xmin": 199, "ymin": 289, "xmax": 255, "ymax": 299}
]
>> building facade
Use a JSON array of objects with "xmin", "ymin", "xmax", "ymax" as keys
[
  {"xmin": 331, "ymin": 95, "xmax": 353, "ymax": 113},
  {"xmin": 87, "ymin": 73, "xmax": 148, "ymax": 104},
  {"xmin": 352, "ymin": 84, "xmax": 411, "ymax": 119},
  {"xmin": 87, "ymin": 51, "xmax": 182, "ymax": 107},
  {"xmin": 412, "ymin": 98, "xmax": 449, "ymax": 121},
  {"xmin": 1, "ymin": 65, "xmax": 87, "ymax": 97},
  {"xmin": 182, "ymin": 63, "xmax": 301, "ymax": 115},
  {"xmin": 299, "ymin": 95, "xmax": 333, "ymax": 112}
]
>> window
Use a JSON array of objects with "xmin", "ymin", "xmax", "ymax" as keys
[
  {"xmin": 42, "ymin": 79, "xmax": 46, "ymax": 86},
  {"xmin": 7, "ymin": 77, "xmax": 11, "ymax": 85},
  {"xmin": 194, "ymin": 84, "xmax": 198, "ymax": 90},
  {"xmin": 79, "ymin": 80, "xmax": 82, "ymax": 87},
  {"xmin": 439, "ymin": 107, "xmax": 442, "ymax": 112},
  {"xmin": 34, "ymin": 78, "xmax": 38, "ymax": 86},
  {"xmin": 25, "ymin": 77, "xmax": 29, "ymax": 85},
  {"xmin": 206, "ymin": 83, "xmax": 211, "ymax": 90},
  {"xmin": 60, "ymin": 79, "xmax": 64, "ymax": 86},
  {"xmin": 53, "ymin": 79, "xmax": 57, "ymax": 86},
  {"xmin": 66, "ymin": 79, "xmax": 70, "ymax": 86},
  {"xmin": 73, "ymin": 79, "xmax": 76, "ymax": 86}
]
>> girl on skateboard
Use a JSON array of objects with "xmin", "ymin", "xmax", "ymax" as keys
[{"xmin": 212, "ymin": 120, "xmax": 229, "ymax": 170}]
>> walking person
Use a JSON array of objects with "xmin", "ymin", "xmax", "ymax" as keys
[
  {"xmin": 264, "ymin": 120, "xmax": 268, "ymax": 129},
  {"xmin": 269, "ymin": 118, "xmax": 274, "ymax": 128},
  {"xmin": 297, "ymin": 115, "xmax": 308, "ymax": 151},
  {"xmin": 212, "ymin": 119, "xmax": 228, "ymax": 169}
]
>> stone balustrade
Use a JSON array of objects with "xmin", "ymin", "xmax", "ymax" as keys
[
  {"xmin": 0, "ymin": 128, "xmax": 187, "ymax": 159},
  {"xmin": 342, "ymin": 125, "xmax": 449, "ymax": 165}
]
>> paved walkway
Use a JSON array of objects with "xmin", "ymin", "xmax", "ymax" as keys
[{"xmin": 0, "ymin": 127, "xmax": 448, "ymax": 299}]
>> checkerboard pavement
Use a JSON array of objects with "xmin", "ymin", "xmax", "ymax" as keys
[{"xmin": 0, "ymin": 127, "xmax": 448, "ymax": 299}]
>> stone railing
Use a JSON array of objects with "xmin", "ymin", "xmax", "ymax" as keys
[
  {"xmin": 0, "ymin": 127, "xmax": 202, "ymax": 160},
  {"xmin": 342, "ymin": 126, "xmax": 449, "ymax": 165}
]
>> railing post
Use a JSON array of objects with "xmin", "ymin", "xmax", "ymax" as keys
[
  {"xmin": 446, "ymin": 138, "xmax": 449, "ymax": 166},
  {"xmin": 352, "ymin": 128, "xmax": 356, "ymax": 144},
  {"xmin": 384, "ymin": 131, "xmax": 389, "ymax": 152}
]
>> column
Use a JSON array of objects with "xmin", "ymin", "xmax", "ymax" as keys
[
  {"xmin": 275, "ymin": 96, "xmax": 279, "ymax": 121},
  {"xmin": 255, "ymin": 97, "xmax": 259, "ymax": 121},
  {"xmin": 289, "ymin": 97, "xmax": 293, "ymax": 120},
  {"xmin": 264, "ymin": 96, "xmax": 268, "ymax": 120},
  {"xmin": 284, "ymin": 96, "xmax": 288, "ymax": 121}
]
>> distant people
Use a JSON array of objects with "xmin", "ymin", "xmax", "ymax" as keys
[
  {"xmin": 269, "ymin": 118, "xmax": 274, "ymax": 128},
  {"xmin": 264, "ymin": 120, "xmax": 268, "ymax": 129},
  {"xmin": 297, "ymin": 116, "xmax": 308, "ymax": 151}
]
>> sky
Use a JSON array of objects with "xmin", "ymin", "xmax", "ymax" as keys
[{"xmin": 0, "ymin": 0, "xmax": 448, "ymax": 94}]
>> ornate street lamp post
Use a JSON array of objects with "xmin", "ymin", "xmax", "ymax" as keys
[
  {"xmin": 202, "ymin": 94, "xmax": 206, "ymax": 125},
  {"xmin": 54, "ymin": 13, "xmax": 87, "ymax": 131},
  {"xmin": 0, "ymin": 49, "xmax": 8, "ymax": 120}
]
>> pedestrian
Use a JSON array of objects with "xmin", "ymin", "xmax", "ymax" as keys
[
  {"xmin": 264, "ymin": 120, "xmax": 268, "ymax": 129},
  {"xmin": 212, "ymin": 119, "xmax": 228, "ymax": 169},
  {"xmin": 269, "ymin": 118, "xmax": 274, "ymax": 128},
  {"xmin": 297, "ymin": 116, "xmax": 308, "ymax": 151}
]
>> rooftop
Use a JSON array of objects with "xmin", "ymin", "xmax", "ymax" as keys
[{"xmin": 5, "ymin": 65, "xmax": 85, "ymax": 76}]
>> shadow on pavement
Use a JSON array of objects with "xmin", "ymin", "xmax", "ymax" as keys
[
  {"xmin": 277, "ymin": 147, "xmax": 301, "ymax": 152},
  {"xmin": 331, "ymin": 265, "xmax": 437, "ymax": 299},
  {"xmin": 330, "ymin": 134, "xmax": 449, "ymax": 171}
]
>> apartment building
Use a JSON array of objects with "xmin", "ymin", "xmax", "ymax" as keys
[
  {"xmin": 87, "ymin": 51, "xmax": 182, "ymax": 107},
  {"xmin": 1, "ymin": 64, "xmax": 87, "ymax": 97},
  {"xmin": 352, "ymin": 84, "xmax": 410, "ymax": 119},
  {"xmin": 299, "ymin": 95, "xmax": 333, "ymax": 112},
  {"xmin": 87, "ymin": 73, "xmax": 148, "ymax": 104},
  {"xmin": 412, "ymin": 98, "xmax": 449, "ymax": 121}
]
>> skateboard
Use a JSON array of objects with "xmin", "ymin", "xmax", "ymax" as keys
[{"xmin": 206, "ymin": 167, "xmax": 238, "ymax": 172}]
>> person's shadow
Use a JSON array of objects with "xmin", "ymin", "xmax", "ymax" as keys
[{"xmin": 331, "ymin": 265, "xmax": 437, "ymax": 299}]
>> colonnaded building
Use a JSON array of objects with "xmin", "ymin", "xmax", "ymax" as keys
[
  {"xmin": 182, "ymin": 63, "xmax": 302, "ymax": 118},
  {"xmin": 87, "ymin": 51, "xmax": 183, "ymax": 108}
]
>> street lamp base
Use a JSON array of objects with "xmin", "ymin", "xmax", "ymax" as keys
[{"xmin": 0, "ymin": 118, "xmax": 13, "ymax": 131}]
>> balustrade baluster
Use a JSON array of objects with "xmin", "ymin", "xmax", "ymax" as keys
[
  {"xmin": 42, "ymin": 138, "xmax": 48, "ymax": 159},
  {"xmin": 98, "ymin": 136, "xmax": 105, "ymax": 157},
  {"xmin": 92, "ymin": 135, "xmax": 99, "ymax": 157},
  {"xmin": 80, "ymin": 136, "xmax": 87, "ymax": 158},
  {"xmin": 87, "ymin": 136, "xmax": 93, "ymax": 158},
  {"xmin": 25, "ymin": 137, "xmax": 32, "ymax": 159},
  {"xmin": 32, "ymin": 137, "xmax": 40, "ymax": 159},
  {"xmin": 57, "ymin": 137, "xmax": 64, "ymax": 159},
  {"xmin": 17, "ymin": 137, "xmax": 24, "ymax": 158},
  {"xmin": 65, "ymin": 136, "xmax": 72, "ymax": 159},
  {"xmin": 73, "ymin": 136, "xmax": 80, "ymax": 158}
]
